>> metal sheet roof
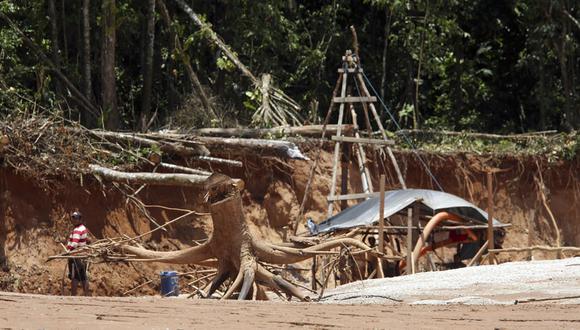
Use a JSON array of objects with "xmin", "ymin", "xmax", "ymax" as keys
[{"xmin": 313, "ymin": 189, "xmax": 503, "ymax": 235}]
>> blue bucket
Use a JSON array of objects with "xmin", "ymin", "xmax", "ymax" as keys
[{"xmin": 160, "ymin": 271, "xmax": 179, "ymax": 297}]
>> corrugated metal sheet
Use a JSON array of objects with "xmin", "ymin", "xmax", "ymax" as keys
[{"xmin": 312, "ymin": 189, "xmax": 503, "ymax": 235}]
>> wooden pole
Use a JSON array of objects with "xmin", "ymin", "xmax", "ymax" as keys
[
  {"xmin": 311, "ymin": 256, "xmax": 317, "ymax": 291},
  {"xmin": 327, "ymin": 71, "xmax": 348, "ymax": 217},
  {"xmin": 489, "ymin": 246, "xmax": 580, "ymax": 253},
  {"xmin": 527, "ymin": 214, "xmax": 534, "ymax": 260},
  {"xmin": 486, "ymin": 171, "xmax": 495, "ymax": 264},
  {"xmin": 293, "ymin": 74, "xmax": 342, "ymax": 234},
  {"xmin": 376, "ymin": 174, "xmax": 386, "ymax": 278},
  {"xmin": 466, "ymin": 240, "xmax": 489, "ymax": 267},
  {"xmin": 406, "ymin": 207, "xmax": 413, "ymax": 275},
  {"xmin": 349, "ymin": 105, "xmax": 374, "ymax": 194},
  {"xmin": 412, "ymin": 203, "xmax": 420, "ymax": 249},
  {"xmin": 340, "ymin": 141, "xmax": 350, "ymax": 210},
  {"xmin": 355, "ymin": 73, "xmax": 406, "ymax": 189}
]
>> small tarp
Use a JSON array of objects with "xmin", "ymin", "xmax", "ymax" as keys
[{"xmin": 313, "ymin": 189, "xmax": 504, "ymax": 235}]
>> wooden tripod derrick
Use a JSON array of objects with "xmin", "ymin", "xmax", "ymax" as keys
[{"xmin": 326, "ymin": 50, "xmax": 407, "ymax": 217}]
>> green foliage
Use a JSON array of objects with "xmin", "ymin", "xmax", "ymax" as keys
[
  {"xmin": 243, "ymin": 89, "xmax": 261, "ymax": 112},
  {"xmin": 395, "ymin": 131, "xmax": 580, "ymax": 161},
  {"xmin": 0, "ymin": 0, "xmax": 579, "ymax": 132},
  {"xmin": 216, "ymin": 54, "xmax": 236, "ymax": 72}
]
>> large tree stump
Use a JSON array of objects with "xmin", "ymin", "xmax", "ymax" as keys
[{"xmin": 122, "ymin": 179, "xmax": 375, "ymax": 301}]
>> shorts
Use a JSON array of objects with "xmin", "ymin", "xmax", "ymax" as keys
[{"xmin": 68, "ymin": 259, "xmax": 88, "ymax": 282}]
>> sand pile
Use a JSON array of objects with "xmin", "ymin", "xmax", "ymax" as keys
[{"xmin": 322, "ymin": 257, "xmax": 580, "ymax": 304}]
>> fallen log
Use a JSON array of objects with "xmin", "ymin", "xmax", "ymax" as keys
[
  {"xmin": 193, "ymin": 155, "xmax": 243, "ymax": 167},
  {"xmin": 196, "ymin": 137, "xmax": 308, "ymax": 160},
  {"xmin": 396, "ymin": 129, "xmax": 559, "ymax": 141},
  {"xmin": 138, "ymin": 132, "xmax": 307, "ymax": 160},
  {"xmin": 157, "ymin": 162, "xmax": 212, "ymax": 176},
  {"xmin": 89, "ymin": 164, "xmax": 209, "ymax": 187},
  {"xmin": 188, "ymin": 125, "xmax": 353, "ymax": 138},
  {"xmin": 88, "ymin": 130, "xmax": 209, "ymax": 157}
]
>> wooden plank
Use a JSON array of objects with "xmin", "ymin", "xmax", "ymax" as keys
[
  {"xmin": 338, "ymin": 68, "xmax": 363, "ymax": 73},
  {"xmin": 327, "ymin": 192, "xmax": 378, "ymax": 201},
  {"xmin": 333, "ymin": 96, "xmax": 377, "ymax": 103},
  {"xmin": 331, "ymin": 136, "xmax": 394, "ymax": 145}
]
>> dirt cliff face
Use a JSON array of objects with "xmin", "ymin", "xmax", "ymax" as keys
[{"xmin": 0, "ymin": 145, "xmax": 578, "ymax": 296}]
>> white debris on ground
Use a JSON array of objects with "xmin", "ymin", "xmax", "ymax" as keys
[{"xmin": 321, "ymin": 257, "xmax": 580, "ymax": 305}]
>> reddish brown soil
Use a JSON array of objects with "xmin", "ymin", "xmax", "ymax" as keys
[
  {"xmin": 1, "ymin": 292, "xmax": 579, "ymax": 329},
  {"xmin": 1, "ymin": 144, "xmax": 579, "ymax": 296}
]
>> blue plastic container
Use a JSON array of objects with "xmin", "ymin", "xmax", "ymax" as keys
[{"xmin": 160, "ymin": 271, "xmax": 179, "ymax": 297}]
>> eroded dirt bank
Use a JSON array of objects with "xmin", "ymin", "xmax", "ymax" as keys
[{"xmin": 1, "ymin": 144, "xmax": 579, "ymax": 296}]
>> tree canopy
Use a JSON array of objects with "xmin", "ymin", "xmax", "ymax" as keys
[{"xmin": 0, "ymin": 0, "xmax": 578, "ymax": 132}]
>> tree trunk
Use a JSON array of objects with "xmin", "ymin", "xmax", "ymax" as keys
[
  {"xmin": 453, "ymin": 40, "xmax": 464, "ymax": 125},
  {"xmin": 60, "ymin": 0, "xmax": 68, "ymax": 61},
  {"xmin": 47, "ymin": 0, "xmax": 62, "ymax": 93},
  {"xmin": 86, "ymin": 129, "xmax": 210, "ymax": 157},
  {"xmin": 101, "ymin": 0, "xmax": 119, "ymax": 129},
  {"xmin": 140, "ymin": 0, "xmax": 156, "ymax": 132},
  {"xmin": 81, "ymin": 0, "xmax": 96, "ymax": 126},
  {"xmin": 82, "ymin": 0, "xmax": 92, "ymax": 100},
  {"xmin": 380, "ymin": 7, "xmax": 392, "ymax": 102},
  {"xmin": 413, "ymin": 6, "xmax": 429, "ymax": 130},
  {"xmin": 0, "ymin": 12, "xmax": 99, "ymax": 118},
  {"xmin": 156, "ymin": 0, "xmax": 178, "ymax": 112},
  {"xmin": 172, "ymin": 0, "xmax": 258, "ymax": 83},
  {"xmin": 156, "ymin": 0, "xmax": 216, "ymax": 122},
  {"xmin": 538, "ymin": 59, "xmax": 548, "ymax": 130},
  {"xmin": 551, "ymin": 1, "xmax": 578, "ymax": 130},
  {"xmin": 195, "ymin": 137, "xmax": 308, "ymax": 160},
  {"xmin": 89, "ymin": 164, "xmax": 209, "ymax": 187},
  {"xmin": 187, "ymin": 124, "xmax": 353, "ymax": 138}
]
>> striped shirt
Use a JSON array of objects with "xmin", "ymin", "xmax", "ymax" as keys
[{"xmin": 67, "ymin": 224, "xmax": 88, "ymax": 251}]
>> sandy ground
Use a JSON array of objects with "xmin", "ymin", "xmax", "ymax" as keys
[
  {"xmin": 0, "ymin": 291, "xmax": 579, "ymax": 329},
  {"xmin": 323, "ymin": 257, "xmax": 580, "ymax": 305},
  {"xmin": 1, "ymin": 259, "xmax": 580, "ymax": 329}
]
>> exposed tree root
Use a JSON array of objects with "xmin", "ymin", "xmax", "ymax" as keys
[{"xmin": 120, "ymin": 178, "xmax": 376, "ymax": 301}]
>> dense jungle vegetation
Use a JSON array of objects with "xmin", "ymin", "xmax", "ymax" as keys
[{"xmin": 0, "ymin": 0, "xmax": 579, "ymax": 133}]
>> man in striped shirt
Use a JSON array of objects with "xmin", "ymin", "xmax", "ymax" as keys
[{"xmin": 67, "ymin": 211, "xmax": 91, "ymax": 296}]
